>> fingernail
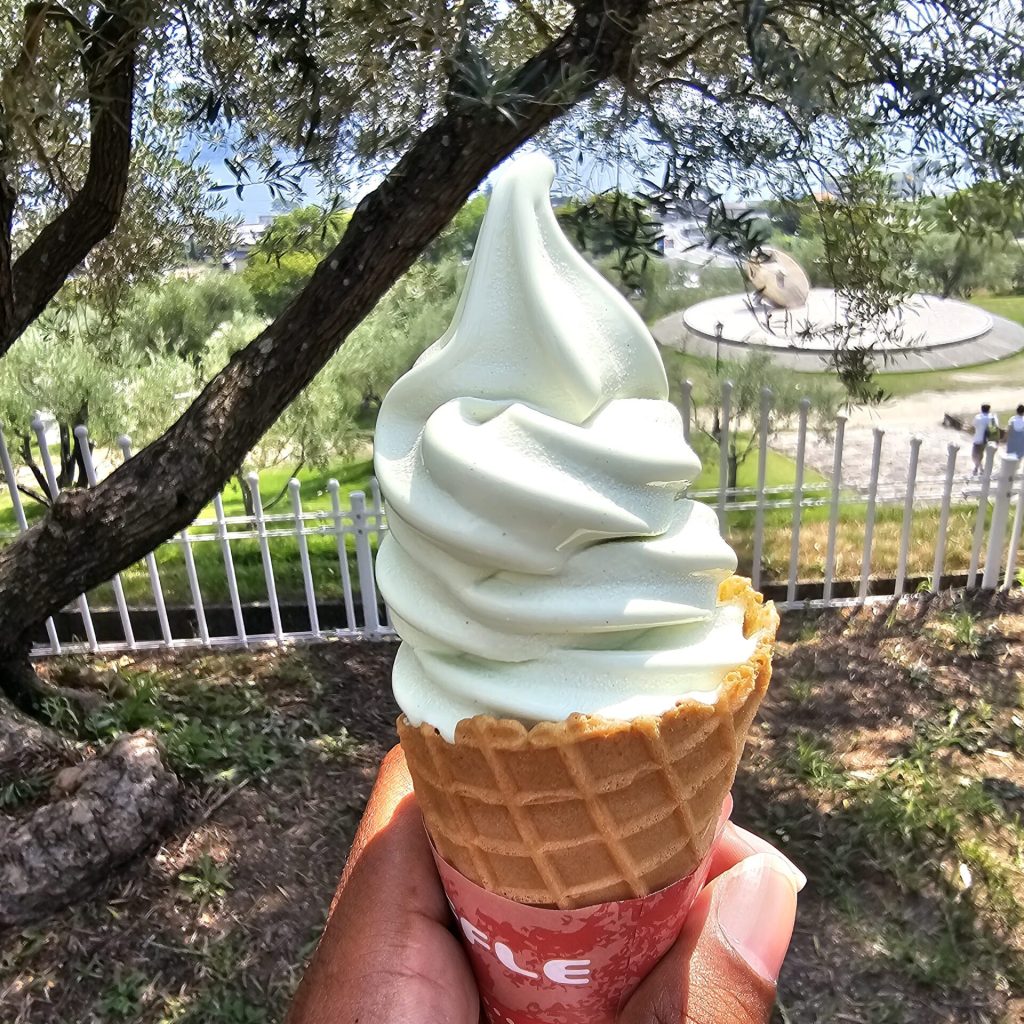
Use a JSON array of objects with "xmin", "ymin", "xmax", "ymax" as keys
[
  {"xmin": 715, "ymin": 854, "xmax": 799, "ymax": 984},
  {"xmin": 731, "ymin": 827, "xmax": 807, "ymax": 892}
]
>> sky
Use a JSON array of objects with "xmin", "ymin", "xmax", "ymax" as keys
[{"xmin": 199, "ymin": 139, "xmax": 644, "ymax": 225}]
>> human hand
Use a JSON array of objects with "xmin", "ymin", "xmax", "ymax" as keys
[{"xmin": 287, "ymin": 746, "xmax": 803, "ymax": 1024}]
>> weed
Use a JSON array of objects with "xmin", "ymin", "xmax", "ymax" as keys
[
  {"xmin": 906, "ymin": 658, "xmax": 931, "ymax": 688},
  {"xmin": 310, "ymin": 727, "xmax": 360, "ymax": 762},
  {"xmin": 53, "ymin": 672, "xmax": 306, "ymax": 783},
  {"xmin": 0, "ymin": 775, "xmax": 48, "ymax": 809},
  {"xmin": 884, "ymin": 602, "xmax": 900, "ymax": 631},
  {"xmin": 797, "ymin": 617, "xmax": 820, "ymax": 643},
  {"xmin": 96, "ymin": 968, "xmax": 149, "ymax": 1020},
  {"xmin": 786, "ymin": 732, "xmax": 846, "ymax": 790},
  {"xmin": 786, "ymin": 679, "xmax": 815, "ymax": 704},
  {"xmin": 178, "ymin": 853, "xmax": 232, "ymax": 907},
  {"xmin": 941, "ymin": 607, "xmax": 994, "ymax": 658},
  {"xmin": 178, "ymin": 989, "xmax": 271, "ymax": 1024},
  {"xmin": 38, "ymin": 693, "xmax": 80, "ymax": 732},
  {"xmin": 917, "ymin": 704, "xmax": 997, "ymax": 755}
]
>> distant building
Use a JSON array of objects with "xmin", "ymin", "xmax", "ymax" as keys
[
  {"xmin": 652, "ymin": 198, "xmax": 767, "ymax": 268},
  {"xmin": 222, "ymin": 215, "xmax": 274, "ymax": 271}
]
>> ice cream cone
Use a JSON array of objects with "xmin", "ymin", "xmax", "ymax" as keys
[{"xmin": 399, "ymin": 576, "xmax": 777, "ymax": 910}]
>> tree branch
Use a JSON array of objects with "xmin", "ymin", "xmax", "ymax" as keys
[
  {"xmin": 0, "ymin": 0, "xmax": 652, "ymax": 652},
  {"xmin": 1, "ymin": 1, "xmax": 141, "ymax": 354}
]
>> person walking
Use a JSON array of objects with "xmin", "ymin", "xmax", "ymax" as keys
[
  {"xmin": 972, "ymin": 403, "xmax": 1000, "ymax": 475},
  {"xmin": 1007, "ymin": 404, "xmax": 1024, "ymax": 459}
]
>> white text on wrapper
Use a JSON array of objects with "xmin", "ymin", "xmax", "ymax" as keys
[{"xmin": 459, "ymin": 917, "xmax": 591, "ymax": 985}]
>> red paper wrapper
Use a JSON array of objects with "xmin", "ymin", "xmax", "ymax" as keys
[{"xmin": 432, "ymin": 805, "xmax": 728, "ymax": 1024}]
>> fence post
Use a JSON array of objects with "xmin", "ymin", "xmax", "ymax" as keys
[
  {"xmin": 931, "ymin": 443, "xmax": 959, "ymax": 593},
  {"xmin": 328, "ymin": 480, "xmax": 358, "ymax": 631},
  {"xmin": 247, "ymin": 472, "xmax": 284, "ymax": 642},
  {"xmin": 680, "ymin": 379, "xmax": 692, "ymax": 444},
  {"xmin": 751, "ymin": 387, "xmax": 772, "ymax": 592},
  {"xmin": 894, "ymin": 436, "xmax": 922, "ymax": 597},
  {"xmin": 0, "ymin": 424, "xmax": 62, "ymax": 653},
  {"xmin": 1002, "ymin": 459, "xmax": 1024, "ymax": 591},
  {"xmin": 213, "ymin": 491, "xmax": 248, "ymax": 646},
  {"xmin": 179, "ymin": 524, "xmax": 210, "ymax": 647},
  {"xmin": 75, "ymin": 426, "xmax": 137, "ymax": 650},
  {"xmin": 857, "ymin": 427, "xmax": 884, "ymax": 602},
  {"xmin": 717, "ymin": 379, "xmax": 732, "ymax": 530},
  {"xmin": 981, "ymin": 455, "xmax": 1020, "ymax": 589},
  {"xmin": 118, "ymin": 436, "xmax": 173, "ymax": 646},
  {"xmin": 967, "ymin": 443, "xmax": 997, "ymax": 588},
  {"xmin": 786, "ymin": 398, "xmax": 811, "ymax": 605},
  {"xmin": 369, "ymin": 476, "xmax": 391, "ymax": 627},
  {"xmin": 289, "ymin": 479, "xmax": 321, "ymax": 638},
  {"xmin": 822, "ymin": 415, "xmax": 847, "ymax": 605},
  {"xmin": 34, "ymin": 417, "xmax": 98, "ymax": 652},
  {"xmin": 350, "ymin": 491, "xmax": 381, "ymax": 632}
]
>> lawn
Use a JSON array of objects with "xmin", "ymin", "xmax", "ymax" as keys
[{"xmin": 3, "ymin": 590, "xmax": 1022, "ymax": 1022}]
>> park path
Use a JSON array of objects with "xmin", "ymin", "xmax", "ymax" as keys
[{"xmin": 773, "ymin": 386, "xmax": 1024, "ymax": 499}]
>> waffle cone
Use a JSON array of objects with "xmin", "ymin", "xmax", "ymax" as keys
[{"xmin": 398, "ymin": 576, "xmax": 778, "ymax": 910}]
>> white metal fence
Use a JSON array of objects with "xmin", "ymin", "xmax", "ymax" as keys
[{"xmin": 1, "ymin": 385, "xmax": 1022, "ymax": 659}]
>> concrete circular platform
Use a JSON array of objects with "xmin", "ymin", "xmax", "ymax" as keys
[{"xmin": 655, "ymin": 293, "xmax": 1024, "ymax": 373}]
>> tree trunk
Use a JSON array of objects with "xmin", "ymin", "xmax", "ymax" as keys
[
  {"xmin": 0, "ymin": 2, "xmax": 139, "ymax": 353},
  {"xmin": 19, "ymin": 433, "xmax": 51, "ymax": 504},
  {"xmin": 0, "ymin": 730, "xmax": 179, "ymax": 926},
  {"xmin": 236, "ymin": 470, "xmax": 255, "ymax": 517},
  {"xmin": 0, "ymin": 694, "xmax": 68, "ymax": 781},
  {"xmin": 0, "ymin": 0, "xmax": 650, "ymax": 657},
  {"xmin": 58, "ymin": 422, "xmax": 74, "ymax": 490}
]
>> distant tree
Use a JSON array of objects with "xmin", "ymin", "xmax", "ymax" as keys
[
  {"xmin": 0, "ymin": 317, "xmax": 195, "ymax": 496},
  {"xmin": 126, "ymin": 273, "xmax": 256, "ymax": 360},
  {"xmin": 914, "ymin": 233, "xmax": 1020, "ymax": 298},
  {"xmin": 242, "ymin": 204, "xmax": 353, "ymax": 317},
  {"xmin": 243, "ymin": 251, "xmax": 321, "ymax": 319},
  {"xmin": 424, "ymin": 194, "xmax": 489, "ymax": 263}
]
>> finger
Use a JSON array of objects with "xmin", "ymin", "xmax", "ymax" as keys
[
  {"xmin": 706, "ymin": 822, "xmax": 807, "ymax": 892},
  {"xmin": 619, "ymin": 853, "xmax": 798, "ymax": 1024},
  {"xmin": 329, "ymin": 744, "xmax": 448, "ymax": 925}
]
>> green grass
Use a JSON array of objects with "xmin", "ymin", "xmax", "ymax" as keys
[
  {"xmin": 41, "ymin": 667, "xmax": 318, "ymax": 784},
  {"xmin": 762, "ymin": 693, "xmax": 1024, "ymax": 995}
]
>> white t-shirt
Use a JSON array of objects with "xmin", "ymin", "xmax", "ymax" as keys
[
  {"xmin": 973, "ymin": 412, "xmax": 999, "ymax": 444},
  {"xmin": 1009, "ymin": 415, "xmax": 1024, "ymax": 434}
]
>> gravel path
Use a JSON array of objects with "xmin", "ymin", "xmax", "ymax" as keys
[{"xmin": 774, "ymin": 387, "xmax": 1024, "ymax": 499}]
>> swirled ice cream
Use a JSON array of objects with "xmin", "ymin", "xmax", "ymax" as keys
[{"xmin": 374, "ymin": 153, "xmax": 755, "ymax": 742}]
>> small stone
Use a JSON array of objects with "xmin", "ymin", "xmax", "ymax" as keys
[{"xmin": 53, "ymin": 766, "xmax": 84, "ymax": 795}]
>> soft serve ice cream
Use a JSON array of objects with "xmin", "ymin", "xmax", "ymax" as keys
[{"xmin": 374, "ymin": 153, "xmax": 755, "ymax": 742}]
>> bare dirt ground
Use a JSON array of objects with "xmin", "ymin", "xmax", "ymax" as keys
[{"xmin": 2, "ymin": 592, "xmax": 1022, "ymax": 1024}]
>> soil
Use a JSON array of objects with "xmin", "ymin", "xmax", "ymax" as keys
[{"xmin": 1, "ymin": 594, "xmax": 1023, "ymax": 1024}]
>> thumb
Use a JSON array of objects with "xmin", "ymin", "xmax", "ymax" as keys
[{"xmin": 619, "ymin": 854, "xmax": 799, "ymax": 1024}]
